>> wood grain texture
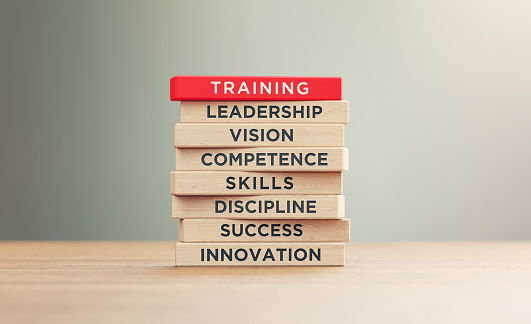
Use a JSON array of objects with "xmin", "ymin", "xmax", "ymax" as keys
[
  {"xmin": 175, "ymin": 147, "xmax": 349, "ymax": 171},
  {"xmin": 180, "ymin": 100, "xmax": 349, "ymax": 124},
  {"xmin": 179, "ymin": 219, "xmax": 350, "ymax": 242},
  {"xmin": 174, "ymin": 124, "xmax": 344, "ymax": 147},
  {"xmin": 170, "ymin": 171, "xmax": 342, "ymax": 195},
  {"xmin": 1, "ymin": 241, "xmax": 531, "ymax": 323},
  {"xmin": 175, "ymin": 242, "xmax": 345, "ymax": 266},
  {"xmin": 172, "ymin": 195, "xmax": 345, "ymax": 219}
]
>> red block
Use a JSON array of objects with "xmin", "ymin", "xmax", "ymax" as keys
[{"xmin": 170, "ymin": 76, "xmax": 342, "ymax": 101}]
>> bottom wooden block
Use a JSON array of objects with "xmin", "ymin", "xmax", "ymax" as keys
[{"xmin": 175, "ymin": 242, "xmax": 345, "ymax": 267}]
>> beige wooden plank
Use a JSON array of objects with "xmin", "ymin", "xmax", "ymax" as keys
[
  {"xmin": 179, "ymin": 219, "xmax": 350, "ymax": 242},
  {"xmin": 170, "ymin": 171, "xmax": 342, "ymax": 195},
  {"xmin": 3, "ymin": 242, "xmax": 531, "ymax": 322},
  {"xmin": 180, "ymin": 100, "xmax": 349, "ymax": 124},
  {"xmin": 174, "ymin": 124, "xmax": 344, "ymax": 147},
  {"xmin": 175, "ymin": 242, "xmax": 345, "ymax": 266},
  {"xmin": 176, "ymin": 147, "xmax": 349, "ymax": 171},
  {"xmin": 172, "ymin": 195, "xmax": 345, "ymax": 219}
]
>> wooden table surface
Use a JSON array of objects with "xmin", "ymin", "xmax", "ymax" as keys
[{"xmin": 1, "ymin": 241, "xmax": 530, "ymax": 323}]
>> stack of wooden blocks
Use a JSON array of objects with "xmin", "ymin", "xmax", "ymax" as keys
[{"xmin": 170, "ymin": 76, "xmax": 349, "ymax": 266}]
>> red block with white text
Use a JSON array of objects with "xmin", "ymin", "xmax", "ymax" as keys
[{"xmin": 170, "ymin": 76, "xmax": 342, "ymax": 101}]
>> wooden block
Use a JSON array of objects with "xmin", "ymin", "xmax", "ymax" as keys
[
  {"xmin": 172, "ymin": 195, "xmax": 345, "ymax": 219},
  {"xmin": 170, "ymin": 76, "xmax": 342, "ymax": 101},
  {"xmin": 175, "ymin": 242, "xmax": 345, "ymax": 266},
  {"xmin": 174, "ymin": 124, "xmax": 344, "ymax": 147},
  {"xmin": 176, "ymin": 147, "xmax": 349, "ymax": 171},
  {"xmin": 170, "ymin": 171, "xmax": 342, "ymax": 195},
  {"xmin": 179, "ymin": 219, "xmax": 350, "ymax": 242},
  {"xmin": 180, "ymin": 101, "xmax": 349, "ymax": 124}
]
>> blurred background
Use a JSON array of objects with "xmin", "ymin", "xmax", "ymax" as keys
[{"xmin": 1, "ymin": 0, "xmax": 530, "ymax": 240}]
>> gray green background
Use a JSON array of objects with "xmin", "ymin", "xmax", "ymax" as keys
[{"xmin": 1, "ymin": 0, "xmax": 530, "ymax": 240}]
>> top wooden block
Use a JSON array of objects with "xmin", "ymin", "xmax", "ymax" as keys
[
  {"xmin": 180, "ymin": 101, "xmax": 349, "ymax": 124},
  {"xmin": 170, "ymin": 76, "xmax": 342, "ymax": 101}
]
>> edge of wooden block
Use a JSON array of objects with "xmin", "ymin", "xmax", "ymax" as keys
[
  {"xmin": 170, "ymin": 172, "xmax": 176, "ymax": 195},
  {"xmin": 179, "ymin": 219, "xmax": 185, "ymax": 242},
  {"xmin": 338, "ymin": 195, "xmax": 345, "ymax": 219},
  {"xmin": 345, "ymin": 100, "xmax": 349, "ymax": 124},
  {"xmin": 345, "ymin": 218, "xmax": 351, "ymax": 242},
  {"xmin": 343, "ymin": 148, "xmax": 349, "ymax": 171}
]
